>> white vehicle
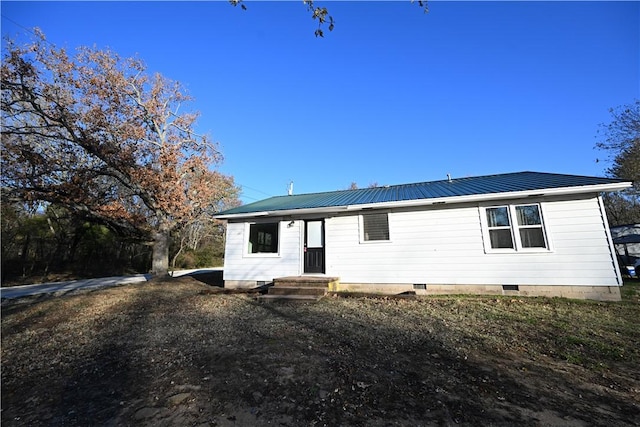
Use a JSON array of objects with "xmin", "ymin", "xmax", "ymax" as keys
[{"xmin": 623, "ymin": 259, "xmax": 640, "ymax": 278}]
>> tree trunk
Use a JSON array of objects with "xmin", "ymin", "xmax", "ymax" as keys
[
  {"xmin": 151, "ymin": 229, "xmax": 169, "ymax": 277},
  {"xmin": 170, "ymin": 235, "xmax": 187, "ymax": 274}
]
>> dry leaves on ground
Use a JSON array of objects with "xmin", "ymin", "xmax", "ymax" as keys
[{"xmin": 2, "ymin": 275, "xmax": 639, "ymax": 426}]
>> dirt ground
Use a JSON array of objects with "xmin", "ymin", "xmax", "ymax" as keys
[{"xmin": 2, "ymin": 274, "xmax": 639, "ymax": 426}]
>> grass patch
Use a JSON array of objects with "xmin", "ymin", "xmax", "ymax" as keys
[{"xmin": 621, "ymin": 277, "xmax": 640, "ymax": 302}]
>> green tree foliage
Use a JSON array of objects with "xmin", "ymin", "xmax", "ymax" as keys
[
  {"xmin": 1, "ymin": 202, "xmax": 227, "ymax": 284},
  {"xmin": 170, "ymin": 201, "xmax": 237, "ymax": 271},
  {"xmin": 170, "ymin": 227, "xmax": 226, "ymax": 270},
  {"xmin": 1, "ymin": 203, "xmax": 151, "ymax": 284},
  {"xmin": 596, "ymin": 100, "xmax": 640, "ymax": 225}
]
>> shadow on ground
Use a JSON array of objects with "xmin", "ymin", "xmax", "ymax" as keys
[{"xmin": 188, "ymin": 270, "xmax": 224, "ymax": 287}]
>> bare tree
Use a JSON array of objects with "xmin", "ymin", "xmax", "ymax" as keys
[
  {"xmin": 229, "ymin": 0, "xmax": 429, "ymax": 37},
  {"xmin": 596, "ymin": 99, "xmax": 640, "ymax": 225}
]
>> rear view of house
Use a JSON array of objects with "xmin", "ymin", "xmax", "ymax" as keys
[{"xmin": 215, "ymin": 172, "xmax": 632, "ymax": 301}]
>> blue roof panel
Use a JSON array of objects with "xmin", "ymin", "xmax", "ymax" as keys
[{"xmin": 218, "ymin": 171, "xmax": 628, "ymax": 216}]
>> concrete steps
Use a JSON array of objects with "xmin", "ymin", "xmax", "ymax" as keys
[
  {"xmin": 257, "ymin": 294, "xmax": 325, "ymax": 302},
  {"xmin": 267, "ymin": 286, "xmax": 327, "ymax": 296},
  {"xmin": 257, "ymin": 276, "xmax": 339, "ymax": 302}
]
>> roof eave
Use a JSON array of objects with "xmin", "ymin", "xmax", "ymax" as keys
[
  {"xmin": 214, "ymin": 205, "xmax": 349, "ymax": 220},
  {"xmin": 215, "ymin": 181, "xmax": 632, "ymax": 220}
]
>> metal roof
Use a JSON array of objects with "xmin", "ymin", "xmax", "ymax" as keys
[{"xmin": 216, "ymin": 171, "xmax": 631, "ymax": 218}]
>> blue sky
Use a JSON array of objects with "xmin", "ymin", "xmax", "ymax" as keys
[{"xmin": 2, "ymin": 1, "xmax": 638, "ymax": 203}]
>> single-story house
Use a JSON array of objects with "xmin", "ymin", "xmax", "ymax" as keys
[{"xmin": 215, "ymin": 171, "xmax": 632, "ymax": 301}]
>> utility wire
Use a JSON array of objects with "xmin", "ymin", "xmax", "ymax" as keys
[
  {"xmin": 240, "ymin": 184, "xmax": 273, "ymax": 198},
  {"xmin": 2, "ymin": 14, "xmax": 47, "ymax": 41}
]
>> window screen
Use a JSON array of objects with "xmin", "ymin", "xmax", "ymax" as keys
[{"xmin": 362, "ymin": 213, "xmax": 389, "ymax": 241}]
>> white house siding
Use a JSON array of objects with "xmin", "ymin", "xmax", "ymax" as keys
[
  {"xmin": 325, "ymin": 196, "xmax": 620, "ymax": 287},
  {"xmin": 223, "ymin": 220, "xmax": 302, "ymax": 282}
]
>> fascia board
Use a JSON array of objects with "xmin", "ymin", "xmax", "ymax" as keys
[
  {"xmin": 215, "ymin": 206, "xmax": 348, "ymax": 220},
  {"xmin": 215, "ymin": 181, "xmax": 632, "ymax": 219},
  {"xmin": 214, "ymin": 211, "xmax": 270, "ymax": 219}
]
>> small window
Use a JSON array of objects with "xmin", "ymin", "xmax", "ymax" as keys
[
  {"xmin": 248, "ymin": 223, "xmax": 279, "ymax": 253},
  {"xmin": 362, "ymin": 213, "xmax": 390, "ymax": 241},
  {"xmin": 482, "ymin": 204, "xmax": 548, "ymax": 252}
]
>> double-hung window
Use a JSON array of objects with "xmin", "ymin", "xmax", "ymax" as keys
[
  {"xmin": 485, "ymin": 206, "xmax": 514, "ymax": 249},
  {"xmin": 515, "ymin": 205, "xmax": 546, "ymax": 248},
  {"xmin": 482, "ymin": 204, "xmax": 548, "ymax": 252}
]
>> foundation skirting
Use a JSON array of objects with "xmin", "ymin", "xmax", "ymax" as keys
[{"xmin": 223, "ymin": 280, "xmax": 622, "ymax": 301}]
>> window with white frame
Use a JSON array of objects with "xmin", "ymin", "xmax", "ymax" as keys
[
  {"xmin": 515, "ymin": 205, "xmax": 547, "ymax": 248},
  {"xmin": 485, "ymin": 206, "xmax": 514, "ymax": 249},
  {"xmin": 361, "ymin": 212, "xmax": 390, "ymax": 241},
  {"xmin": 482, "ymin": 204, "xmax": 548, "ymax": 251},
  {"xmin": 248, "ymin": 222, "xmax": 279, "ymax": 254}
]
